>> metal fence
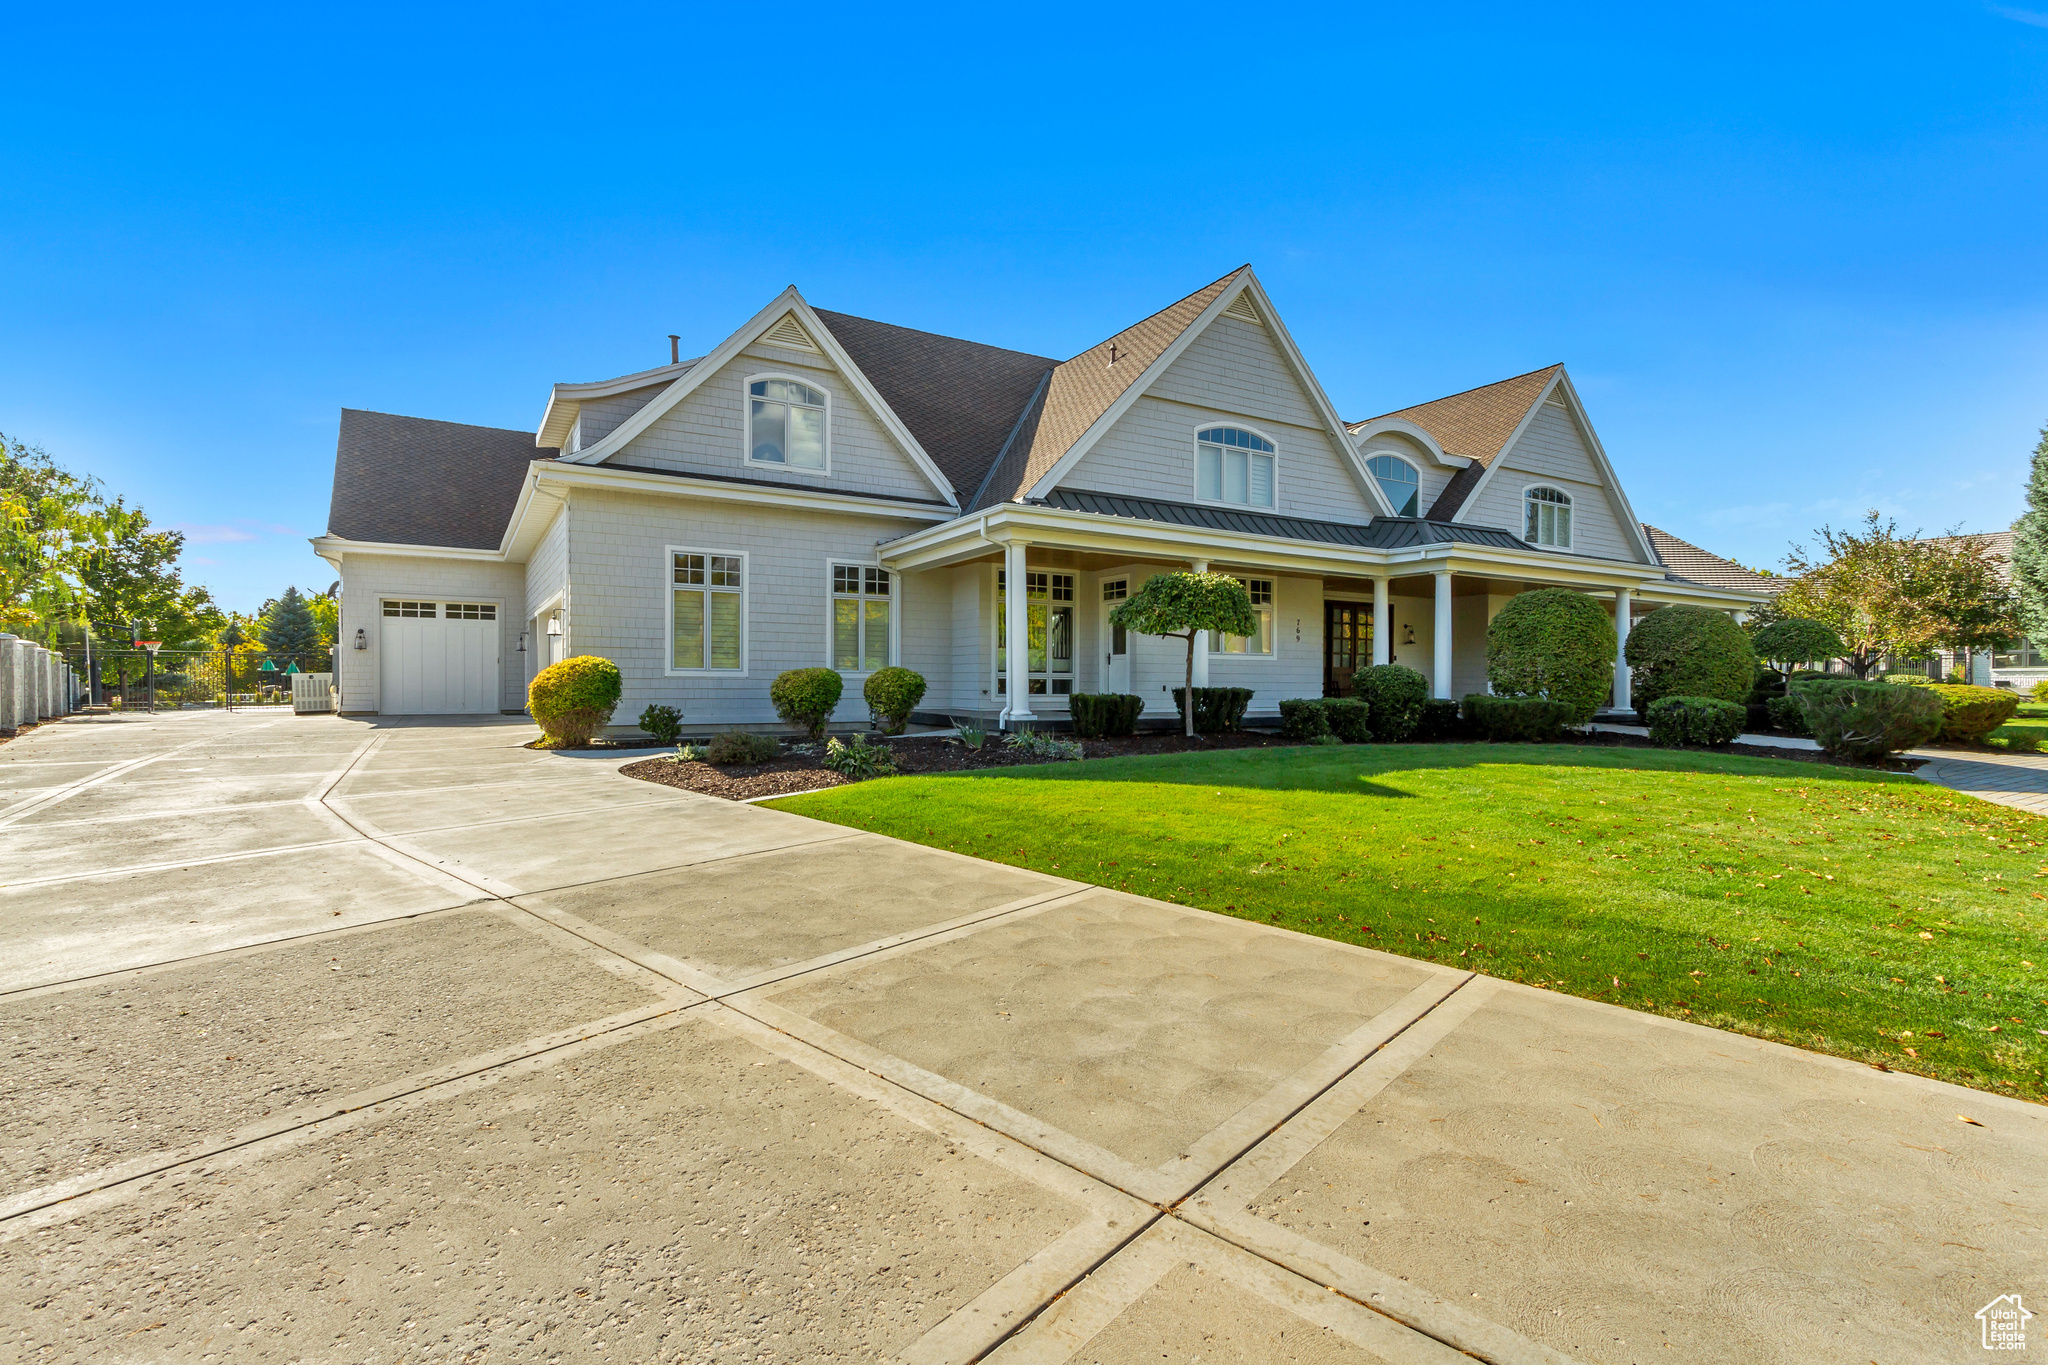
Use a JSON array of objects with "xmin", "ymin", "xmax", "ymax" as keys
[{"xmin": 61, "ymin": 647, "xmax": 336, "ymax": 712}]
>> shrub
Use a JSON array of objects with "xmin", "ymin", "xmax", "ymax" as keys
[
  {"xmin": 1322, "ymin": 697, "xmax": 1372, "ymax": 743},
  {"xmin": 1004, "ymin": 729, "xmax": 1084, "ymax": 761},
  {"xmin": 1923, "ymin": 683, "xmax": 2020, "ymax": 743},
  {"xmin": 1278, "ymin": 699, "xmax": 1330, "ymax": 741},
  {"xmin": 676, "ymin": 742, "xmax": 706, "ymax": 762},
  {"xmin": 2033, "ymin": 678, "xmax": 2048, "ymax": 703},
  {"xmin": 706, "ymin": 730, "xmax": 780, "ymax": 765},
  {"xmin": 863, "ymin": 667, "xmax": 927, "ymax": 735},
  {"xmin": 1791, "ymin": 679, "xmax": 1942, "ymax": 762},
  {"xmin": 529, "ymin": 655, "xmax": 623, "ymax": 747},
  {"xmin": 953, "ymin": 718, "xmax": 988, "ymax": 752},
  {"xmin": 1305, "ymin": 732, "xmax": 1345, "ymax": 746},
  {"xmin": 1646, "ymin": 695, "xmax": 1746, "ymax": 747},
  {"xmin": 1462, "ymin": 694, "xmax": 1576, "ymax": 743},
  {"xmin": 1625, "ymin": 605, "xmax": 1756, "ymax": 721},
  {"xmin": 1069, "ymin": 693, "xmax": 1143, "ymax": 738},
  {"xmin": 1747, "ymin": 666, "xmax": 1785, "ymax": 705},
  {"xmin": 638, "ymin": 703, "xmax": 684, "ymax": 744},
  {"xmin": 1485, "ymin": 588, "xmax": 1617, "ymax": 724},
  {"xmin": 1353, "ymin": 664, "xmax": 1429, "ymax": 742},
  {"xmin": 1412, "ymin": 697, "xmax": 1463, "ymax": 741},
  {"xmin": 2004, "ymin": 731, "xmax": 2043, "ymax": 753},
  {"xmin": 1882, "ymin": 672, "xmax": 1934, "ymax": 686},
  {"xmin": 770, "ymin": 667, "xmax": 844, "ymax": 740},
  {"xmin": 822, "ymin": 733, "xmax": 895, "ymax": 778},
  {"xmin": 1765, "ymin": 694, "xmax": 1810, "ymax": 735},
  {"xmin": 1169, "ymin": 686, "xmax": 1254, "ymax": 733}
]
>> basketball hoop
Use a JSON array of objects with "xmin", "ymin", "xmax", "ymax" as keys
[{"xmin": 140, "ymin": 640, "xmax": 162, "ymax": 656}]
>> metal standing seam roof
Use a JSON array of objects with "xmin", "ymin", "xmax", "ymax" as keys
[
  {"xmin": 327, "ymin": 409, "xmax": 553, "ymax": 551},
  {"xmin": 1041, "ymin": 489, "xmax": 1541, "ymax": 553}
]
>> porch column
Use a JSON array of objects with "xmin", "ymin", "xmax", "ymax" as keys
[
  {"xmin": 1371, "ymin": 577, "xmax": 1390, "ymax": 667},
  {"xmin": 1189, "ymin": 558, "xmax": 1210, "ymax": 687},
  {"xmin": 1613, "ymin": 587, "xmax": 1633, "ymax": 715},
  {"xmin": 1002, "ymin": 540, "xmax": 1033, "ymax": 727},
  {"xmin": 1432, "ymin": 571, "xmax": 1453, "ymax": 700}
]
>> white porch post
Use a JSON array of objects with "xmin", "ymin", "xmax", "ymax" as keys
[
  {"xmin": 1189, "ymin": 558, "xmax": 1210, "ymax": 687},
  {"xmin": 1432, "ymin": 571, "xmax": 1453, "ymax": 700},
  {"xmin": 1003, "ymin": 541, "xmax": 1032, "ymax": 727},
  {"xmin": 1613, "ymin": 587, "xmax": 1633, "ymax": 715},
  {"xmin": 1371, "ymin": 577, "xmax": 1390, "ymax": 667}
]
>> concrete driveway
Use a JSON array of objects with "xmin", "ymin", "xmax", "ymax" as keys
[{"xmin": 3, "ymin": 711, "xmax": 2042, "ymax": 1364}]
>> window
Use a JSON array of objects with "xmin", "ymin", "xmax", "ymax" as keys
[
  {"xmin": 831, "ymin": 564, "xmax": 892, "ymax": 671},
  {"xmin": 1994, "ymin": 639, "xmax": 2044, "ymax": 669},
  {"xmin": 1212, "ymin": 578, "xmax": 1275, "ymax": 656},
  {"xmin": 671, "ymin": 550, "xmax": 744, "ymax": 671},
  {"xmin": 1102, "ymin": 578, "xmax": 1128, "ymax": 656},
  {"xmin": 382, "ymin": 600, "xmax": 436, "ymax": 618},
  {"xmin": 747, "ymin": 377, "xmax": 827, "ymax": 469},
  {"xmin": 445, "ymin": 602, "xmax": 496, "ymax": 621},
  {"xmin": 997, "ymin": 570, "xmax": 1075, "ymax": 694},
  {"xmin": 1196, "ymin": 427, "xmax": 1275, "ymax": 508},
  {"xmin": 1366, "ymin": 455, "xmax": 1420, "ymax": 517},
  {"xmin": 1524, "ymin": 486, "xmax": 1573, "ymax": 547}
]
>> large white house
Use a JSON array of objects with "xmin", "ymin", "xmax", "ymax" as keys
[{"xmin": 313, "ymin": 266, "xmax": 1772, "ymax": 729}]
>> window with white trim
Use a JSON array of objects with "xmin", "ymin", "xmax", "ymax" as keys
[
  {"xmin": 1366, "ymin": 454, "xmax": 1420, "ymax": 517},
  {"xmin": 1196, "ymin": 427, "xmax": 1275, "ymax": 508},
  {"xmin": 1211, "ymin": 577, "xmax": 1275, "ymax": 656},
  {"xmin": 671, "ymin": 550, "xmax": 744, "ymax": 671},
  {"xmin": 445, "ymin": 602, "xmax": 496, "ymax": 620},
  {"xmin": 747, "ymin": 377, "xmax": 827, "ymax": 469},
  {"xmin": 1994, "ymin": 638, "xmax": 2044, "ymax": 669},
  {"xmin": 1524, "ymin": 486, "xmax": 1573, "ymax": 548},
  {"xmin": 831, "ymin": 564, "xmax": 892, "ymax": 671},
  {"xmin": 997, "ymin": 570, "xmax": 1075, "ymax": 694},
  {"xmin": 382, "ymin": 600, "xmax": 436, "ymax": 617}
]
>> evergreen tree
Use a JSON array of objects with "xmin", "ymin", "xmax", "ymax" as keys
[
  {"xmin": 2011, "ymin": 421, "xmax": 2048, "ymax": 642},
  {"xmin": 258, "ymin": 586, "xmax": 322, "ymax": 656}
]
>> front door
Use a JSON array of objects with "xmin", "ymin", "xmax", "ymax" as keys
[
  {"xmin": 1324, "ymin": 600, "xmax": 1372, "ymax": 697},
  {"xmin": 1100, "ymin": 578, "xmax": 1131, "ymax": 694}
]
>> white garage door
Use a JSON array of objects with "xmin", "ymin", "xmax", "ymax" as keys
[{"xmin": 379, "ymin": 600, "xmax": 500, "ymax": 715}]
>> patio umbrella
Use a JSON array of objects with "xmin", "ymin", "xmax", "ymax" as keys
[
  {"xmin": 284, "ymin": 661, "xmax": 301, "ymax": 674},
  {"xmin": 258, "ymin": 659, "xmax": 276, "ymax": 673}
]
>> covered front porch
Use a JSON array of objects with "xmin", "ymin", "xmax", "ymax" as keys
[{"xmin": 883, "ymin": 503, "xmax": 1739, "ymax": 731}]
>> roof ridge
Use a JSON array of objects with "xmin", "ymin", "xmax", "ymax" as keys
[
  {"xmin": 1059, "ymin": 265, "xmax": 1250, "ymax": 364},
  {"xmin": 1355, "ymin": 362, "xmax": 1563, "ymax": 426},
  {"xmin": 810, "ymin": 307, "xmax": 1056, "ymax": 365},
  {"xmin": 339, "ymin": 408, "xmax": 534, "ymax": 438}
]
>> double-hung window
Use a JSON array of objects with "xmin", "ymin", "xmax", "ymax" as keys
[
  {"xmin": 748, "ymin": 377, "xmax": 828, "ymax": 469},
  {"xmin": 671, "ymin": 550, "xmax": 744, "ymax": 671},
  {"xmin": 1196, "ymin": 427, "xmax": 1276, "ymax": 508},
  {"xmin": 1211, "ymin": 577, "xmax": 1275, "ymax": 656},
  {"xmin": 831, "ymin": 564, "xmax": 892, "ymax": 671},
  {"xmin": 1524, "ymin": 486, "xmax": 1572, "ymax": 548},
  {"xmin": 996, "ymin": 570, "xmax": 1075, "ymax": 694}
]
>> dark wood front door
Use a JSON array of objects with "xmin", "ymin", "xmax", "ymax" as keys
[{"xmin": 1324, "ymin": 601, "xmax": 1372, "ymax": 697}]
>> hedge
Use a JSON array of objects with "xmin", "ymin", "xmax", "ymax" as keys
[
  {"xmin": 1323, "ymin": 697, "xmax": 1371, "ymax": 743},
  {"xmin": 1790, "ymin": 679, "xmax": 1942, "ymax": 761},
  {"xmin": 1462, "ymin": 694, "xmax": 1576, "ymax": 743},
  {"xmin": 770, "ymin": 668, "xmax": 844, "ymax": 740},
  {"xmin": 1070, "ymin": 693, "xmax": 1143, "ymax": 738},
  {"xmin": 1625, "ymin": 604, "xmax": 1756, "ymax": 721},
  {"xmin": 529, "ymin": 655, "xmax": 623, "ymax": 747},
  {"xmin": 1278, "ymin": 699, "xmax": 1331, "ymax": 741},
  {"xmin": 1882, "ymin": 672, "xmax": 1935, "ymax": 686},
  {"xmin": 1413, "ymin": 697, "xmax": 1463, "ymax": 741},
  {"xmin": 1646, "ymin": 695, "xmax": 1746, "ymax": 747},
  {"xmin": 1765, "ymin": 694, "xmax": 1810, "ymax": 735},
  {"xmin": 863, "ymin": 667, "xmax": 927, "ymax": 735},
  {"xmin": 1169, "ymin": 686, "xmax": 1254, "ymax": 733},
  {"xmin": 1353, "ymin": 664, "xmax": 1429, "ymax": 742},
  {"xmin": 1485, "ymin": 588, "xmax": 1617, "ymax": 724},
  {"xmin": 1922, "ymin": 683, "xmax": 2020, "ymax": 744}
]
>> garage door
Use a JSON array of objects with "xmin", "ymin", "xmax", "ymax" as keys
[{"xmin": 379, "ymin": 599, "xmax": 500, "ymax": 715}]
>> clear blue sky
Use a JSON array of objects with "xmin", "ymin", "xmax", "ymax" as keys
[{"xmin": 5, "ymin": 3, "xmax": 2046, "ymax": 613}]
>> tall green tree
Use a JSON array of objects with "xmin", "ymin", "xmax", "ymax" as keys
[
  {"xmin": 0, "ymin": 433, "xmax": 113, "ymax": 642},
  {"xmin": 2010, "ymin": 421, "xmax": 2048, "ymax": 643},
  {"xmin": 1776, "ymin": 513, "xmax": 1937, "ymax": 677},
  {"xmin": 1916, "ymin": 533, "xmax": 2021, "ymax": 661},
  {"xmin": 258, "ymin": 586, "xmax": 323, "ymax": 656}
]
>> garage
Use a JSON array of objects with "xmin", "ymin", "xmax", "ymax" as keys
[{"xmin": 378, "ymin": 599, "xmax": 501, "ymax": 714}]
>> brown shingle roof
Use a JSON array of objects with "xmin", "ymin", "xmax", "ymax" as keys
[
  {"xmin": 1919, "ymin": 529, "xmax": 2015, "ymax": 581},
  {"xmin": 1641, "ymin": 524, "xmax": 1781, "ymax": 593},
  {"xmin": 1354, "ymin": 365, "xmax": 1560, "ymax": 520},
  {"xmin": 971, "ymin": 268, "xmax": 1247, "ymax": 508},
  {"xmin": 328, "ymin": 410, "xmax": 552, "ymax": 550}
]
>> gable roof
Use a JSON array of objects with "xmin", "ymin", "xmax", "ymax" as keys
[
  {"xmin": 1641, "ymin": 524, "xmax": 1781, "ymax": 593},
  {"xmin": 327, "ymin": 410, "xmax": 552, "ymax": 551},
  {"xmin": 809, "ymin": 309, "xmax": 1054, "ymax": 500},
  {"xmin": 1353, "ymin": 365, "xmax": 1561, "ymax": 521}
]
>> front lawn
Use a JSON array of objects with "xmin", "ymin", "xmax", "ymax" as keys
[{"xmin": 768, "ymin": 744, "xmax": 2048, "ymax": 1098}]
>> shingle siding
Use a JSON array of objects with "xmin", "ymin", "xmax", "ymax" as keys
[
  {"xmin": 577, "ymin": 383, "xmax": 667, "ymax": 449},
  {"xmin": 1355, "ymin": 433, "xmax": 1452, "ymax": 516},
  {"xmin": 524, "ymin": 503, "xmax": 569, "ymax": 626},
  {"xmin": 1461, "ymin": 404, "xmax": 1646, "ymax": 564}
]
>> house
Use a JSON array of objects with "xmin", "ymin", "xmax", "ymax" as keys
[{"xmin": 312, "ymin": 267, "xmax": 1770, "ymax": 730}]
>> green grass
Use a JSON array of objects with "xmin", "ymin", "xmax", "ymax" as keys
[
  {"xmin": 769, "ymin": 743, "xmax": 2048, "ymax": 1099},
  {"xmin": 1990, "ymin": 705, "xmax": 2048, "ymax": 751}
]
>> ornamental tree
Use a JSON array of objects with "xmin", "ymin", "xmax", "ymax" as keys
[
  {"xmin": 1110, "ymin": 572, "xmax": 1256, "ymax": 736},
  {"xmin": 1748, "ymin": 617, "xmax": 1846, "ymax": 694},
  {"xmin": 1775, "ymin": 513, "xmax": 1936, "ymax": 677}
]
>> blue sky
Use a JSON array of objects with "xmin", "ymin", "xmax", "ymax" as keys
[{"xmin": 5, "ymin": 2, "xmax": 2046, "ymax": 613}]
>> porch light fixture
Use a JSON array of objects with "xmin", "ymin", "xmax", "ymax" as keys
[
  {"xmin": 516, "ymin": 631, "xmax": 527, "ymax": 655},
  {"xmin": 1402, "ymin": 623, "xmax": 1416, "ymax": 645},
  {"xmin": 546, "ymin": 615, "xmax": 563, "ymax": 637},
  {"xmin": 352, "ymin": 628, "xmax": 368, "ymax": 651}
]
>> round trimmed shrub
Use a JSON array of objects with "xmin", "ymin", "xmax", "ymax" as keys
[
  {"xmin": 1625, "ymin": 605, "xmax": 1756, "ymax": 721},
  {"xmin": 770, "ymin": 667, "xmax": 844, "ymax": 739},
  {"xmin": 1485, "ymin": 588, "xmax": 1618, "ymax": 725},
  {"xmin": 1646, "ymin": 695, "xmax": 1745, "ymax": 747},
  {"xmin": 1354, "ymin": 664, "xmax": 1429, "ymax": 742},
  {"xmin": 1749, "ymin": 618, "xmax": 1845, "ymax": 671},
  {"xmin": 863, "ymin": 666, "xmax": 927, "ymax": 735},
  {"xmin": 528, "ymin": 655, "xmax": 622, "ymax": 747},
  {"xmin": 1923, "ymin": 683, "xmax": 2020, "ymax": 744}
]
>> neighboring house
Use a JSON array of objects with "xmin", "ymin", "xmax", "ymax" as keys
[
  {"xmin": 312, "ymin": 267, "xmax": 1769, "ymax": 728},
  {"xmin": 1916, "ymin": 530, "xmax": 2036, "ymax": 690}
]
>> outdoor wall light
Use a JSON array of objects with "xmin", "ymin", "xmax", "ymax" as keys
[
  {"xmin": 516, "ymin": 631, "xmax": 527, "ymax": 655},
  {"xmin": 353, "ymin": 628, "xmax": 368, "ymax": 651},
  {"xmin": 1402, "ymin": 623, "xmax": 1416, "ymax": 645},
  {"xmin": 546, "ymin": 615, "xmax": 563, "ymax": 637}
]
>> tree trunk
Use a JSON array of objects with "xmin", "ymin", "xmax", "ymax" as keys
[{"xmin": 1182, "ymin": 631, "xmax": 1196, "ymax": 738}]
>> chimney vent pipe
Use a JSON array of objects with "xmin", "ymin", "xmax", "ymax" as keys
[{"xmin": 668, "ymin": 334, "xmax": 681, "ymax": 365}]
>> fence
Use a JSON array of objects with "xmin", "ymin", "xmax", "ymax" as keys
[{"xmin": 61, "ymin": 647, "xmax": 337, "ymax": 712}]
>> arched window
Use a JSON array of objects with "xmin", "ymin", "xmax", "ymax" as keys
[
  {"xmin": 747, "ymin": 377, "xmax": 828, "ymax": 469},
  {"xmin": 1366, "ymin": 454, "xmax": 1420, "ymax": 517},
  {"xmin": 1524, "ymin": 485, "xmax": 1572, "ymax": 547},
  {"xmin": 1196, "ymin": 427, "xmax": 1276, "ymax": 508}
]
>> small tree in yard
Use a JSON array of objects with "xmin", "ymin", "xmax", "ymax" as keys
[
  {"xmin": 1749, "ymin": 618, "xmax": 1846, "ymax": 694},
  {"xmin": 1110, "ymin": 572, "xmax": 1255, "ymax": 737},
  {"xmin": 1916, "ymin": 533, "xmax": 2022, "ymax": 663}
]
